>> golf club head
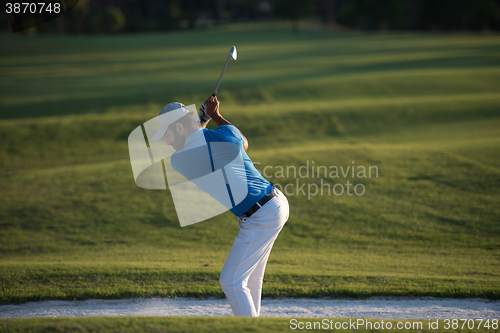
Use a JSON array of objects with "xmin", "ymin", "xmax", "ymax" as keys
[{"xmin": 230, "ymin": 46, "xmax": 237, "ymax": 60}]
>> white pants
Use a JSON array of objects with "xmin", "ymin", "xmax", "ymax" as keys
[{"xmin": 219, "ymin": 188, "xmax": 289, "ymax": 317}]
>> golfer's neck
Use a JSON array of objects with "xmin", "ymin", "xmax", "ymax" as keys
[{"xmin": 185, "ymin": 127, "xmax": 199, "ymax": 137}]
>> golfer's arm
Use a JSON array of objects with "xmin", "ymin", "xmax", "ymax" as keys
[
  {"xmin": 212, "ymin": 114, "xmax": 249, "ymax": 151},
  {"xmin": 199, "ymin": 120, "xmax": 209, "ymax": 129}
]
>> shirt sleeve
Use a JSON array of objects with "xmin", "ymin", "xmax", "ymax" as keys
[{"xmin": 211, "ymin": 125, "xmax": 244, "ymax": 146}]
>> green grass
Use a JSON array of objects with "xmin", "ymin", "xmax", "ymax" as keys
[
  {"xmin": 0, "ymin": 26, "xmax": 499, "ymax": 304},
  {"xmin": 1, "ymin": 262, "xmax": 497, "ymax": 304},
  {"xmin": 4, "ymin": 317, "xmax": 497, "ymax": 333}
]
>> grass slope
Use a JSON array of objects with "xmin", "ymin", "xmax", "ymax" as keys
[{"xmin": 0, "ymin": 26, "xmax": 499, "ymax": 304}]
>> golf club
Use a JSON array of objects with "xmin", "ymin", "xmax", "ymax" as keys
[{"xmin": 212, "ymin": 46, "xmax": 237, "ymax": 97}]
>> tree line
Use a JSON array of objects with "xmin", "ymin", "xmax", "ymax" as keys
[{"xmin": 3, "ymin": 0, "xmax": 500, "ymax": 33}]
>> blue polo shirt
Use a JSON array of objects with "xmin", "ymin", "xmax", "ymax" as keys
[{"xmin": 170, "ymin": 125, "xmax": 273, "ymax": 217}]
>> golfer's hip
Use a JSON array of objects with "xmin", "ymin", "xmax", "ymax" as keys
[{"xmin": 239, "ymin": 188, "xmax": 289, "ymax": 227}]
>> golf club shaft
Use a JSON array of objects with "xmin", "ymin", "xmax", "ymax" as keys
[{"xmin": 213, "ymin": 54, "xmax": 231, "ymax": 97}]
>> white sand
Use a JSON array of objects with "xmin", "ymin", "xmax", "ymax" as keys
[{"xmin": 1, "ymin": 297, "xmax": 499, "ymax": 319}]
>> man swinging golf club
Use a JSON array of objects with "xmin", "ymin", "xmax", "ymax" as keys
[
  {"xmin": 152, "ymin": 96, "xmax": 289, "ymax": 317},
  {"xmin": 150, "ymin": 47, "xmax": 289, "ymax": 317}
]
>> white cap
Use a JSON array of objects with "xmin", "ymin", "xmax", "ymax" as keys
[{"xmin": 151, "ymin": 102, "xmax": 189, "ymax": 141}]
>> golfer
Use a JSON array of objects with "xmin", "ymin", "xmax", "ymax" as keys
[{"xmin": 152, "ymin": 95, "xmax": 289, "ymax": 317}]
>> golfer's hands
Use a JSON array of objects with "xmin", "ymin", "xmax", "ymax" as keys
[
  {"xmin": 198, "ymin": 104, "xmax": 211, "ymax": 123},
  {"xmin": 204, "ymin": 95, "xmax": 220, "ymax": 119},
  {"xmin": 204, "ymin": 95, "xmax": 248, "ymax": 151}
]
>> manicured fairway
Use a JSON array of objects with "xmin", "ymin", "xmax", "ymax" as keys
[{"xmin": 0, "ymin": 25, "xmax": 499, "ymax": 304}]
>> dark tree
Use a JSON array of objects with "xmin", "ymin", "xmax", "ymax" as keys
[{"xmin": 274, "ymin": 0, "xmax": 315, "ymax": 33}]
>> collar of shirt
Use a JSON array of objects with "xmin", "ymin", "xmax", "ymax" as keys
[{"xmin": 183, "ymin": 128, "xmax": 206, "ymax": 149}]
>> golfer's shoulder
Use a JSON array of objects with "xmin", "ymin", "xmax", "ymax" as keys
[
  {"xmin": 207, "ymin": 124, "xmax": 242, "ymax": 141},
  {"xmin": 170, "ymin": 146, "xmax": 206, "ymax": 173}
]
